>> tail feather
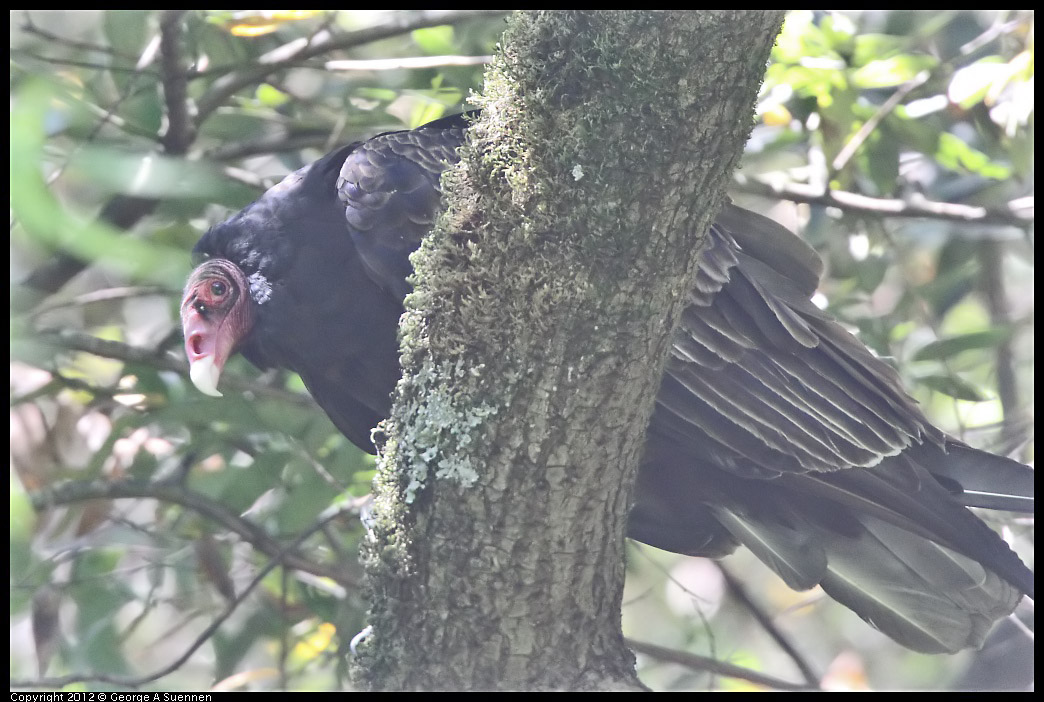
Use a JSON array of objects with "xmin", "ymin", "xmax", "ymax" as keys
[
  {"xmin": 637, "ymin": 422, "xmax": 1033, "ymax": 653},
  {"xmin": 714, "ymin": 504, "xmax": 1024, "ymax": 653},
  {"xmin": 915, "ymin": 443, "xmax": 1035, "ymax": 513},
  {"xmin": 714, "ymin": 508, "xmax": 825, "ymax": 591},
  {"xmin": 819, "ymin": 517, "xmax": 1021, "ymax": 654}
]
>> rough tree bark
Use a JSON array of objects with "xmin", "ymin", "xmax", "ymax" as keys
[{"xmin": 358, "ymin": 10, "xmax": 785, "ymax": 691}]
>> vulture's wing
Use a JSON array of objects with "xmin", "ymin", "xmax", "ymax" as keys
[{"xmin": 635, "ymin": 204, "xmax": 1033, "ymax": 652}]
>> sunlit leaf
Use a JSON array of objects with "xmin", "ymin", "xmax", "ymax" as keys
[
  {"xmin": 290, "ymin": 622, "xmax": 337, "ymax": 664},
  {"xmin": 851, "ymin": 34, "xmax": 904, "ymax": 67},
  {"xmin": 223, "ymin": 10, "xmax": 324, "ymax": 37},
  {"xmin": 760, "ymin": 103, "xmax": 793, "ymax": 126},
  {"xmin": 412, "ymin": 25, "xmax": 457, "ymax": 55},
  {"xmin": 935, "ymin": 132, "xmax": 1012, "ymax": 179},
  {"xmin": 820, "ymin": 13, "xmax": 856, "ymax": 50},
  {"xmin": 230, "ymin": 22, "xmax": 281, "ymax": 37},
  {"xmin": 851, "ymin": 55, "xmax": 934, "ymax": 89},
  {"xmin": 256, "ymin": 83, "xmax": 290, "ymax": 108},
  {"xmin": 949, "ymin": 57, "xmax": 1006, "ymax": 109}
]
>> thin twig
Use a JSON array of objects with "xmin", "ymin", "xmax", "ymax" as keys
[
  {"xmin": 206, "ymin": 131, "xmax": 340, "ymax": 162},
  {"xmin": 326, "ymin": 55, "xmax": 492, "ymax": 71},
  {"xmin": 626, "ymin": 638, "xmax": 819, "ymax": 691},
  {"xmin": 29, "ymin": 286, "xmax": 174, "ymax": 319},
  {"xmin": 718, "ymin": 564, "xmax": 819, "ymax": 687},
  {"xmin": 958, "ymin": 14, "xmax": 1026, "ymax": 57},
  {"xmin": 831, "ymin": 70, "xmax": 930, "ymax": 174},
  {"xmin": 11, "ymin": 50, "xmax": 163, "ymax": 76}
]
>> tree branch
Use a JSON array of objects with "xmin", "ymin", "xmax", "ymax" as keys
[
  {"xmin": 158, "ymin": 10, "xmax": 195, "ymax": 155},
  {"xmin": 732, "ymin": 174, "xmax": 1033, "ymax": 227}
]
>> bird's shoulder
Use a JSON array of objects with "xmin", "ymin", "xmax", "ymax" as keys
[{"xmin": 333, "ymin": 117, "xmax": 470, "ymax": 299}]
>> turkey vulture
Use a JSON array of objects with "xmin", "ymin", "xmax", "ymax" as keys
[{"xmin": 182, "ymin": 112, "xmax": 1033, "ymax": 654}]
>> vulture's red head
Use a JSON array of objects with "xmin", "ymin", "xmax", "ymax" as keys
[{"xmin": 181, "ymin": 258, "xmax": 256, "ymax": 397}]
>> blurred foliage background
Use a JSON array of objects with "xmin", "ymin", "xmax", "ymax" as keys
[{"xmin": 10, "ymin": 10, "xmax": 1034, "ymax": 692}]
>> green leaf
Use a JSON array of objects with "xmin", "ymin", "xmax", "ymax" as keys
[
  {"xmin": 915, "ymin": 374, "xmax": 989, "ymax": 402},
  {"xmin": 935, "ymin": 132, "xmax": 1012, "ymax": 179},
  {"xmin": 862, "ymin": 128, "xmax": 900, "ymax": 195},
  {"xmin": 916, "ymin": 259, "xmax": 976, "ymax": 316},
  {"xmin": 353, "ymin": 87, "xmax": 399, "ymax": 102},
  {"xmin": 277, "ymin": 462, "xmax": 335, "ymax": 532},
  {"xmin": 412, "ymin": 25, "xmax": 456, "ymax": 55},
  {"xmin": 197, "ymin": 110, "xmax": 272, "ymax": 142},
  {"xmin": 103, "ymin": 10, "xmax": 148, "ymax": 57},
  {"xmin": 256, "ymin": 83, "xmax": 290, "ymax": 107},
  {"xmin": 851, "ymin": 54, "xmax": 935, "ymax": 89},
  {"xmin": 67, "ymin": 147, "xmax": 231, "ymax": 199},
  {"xmin": 886, "ymin": 109, "xmax": 942, "ymax": 155},
  {"xmin": 103, "ymin": 9, "xmax": 148, "ymax": 94},
  {"xmin": 851, "ymin": 34, "xmax": 905, "ymax": 67},
  {"xmin": 118, "ymin": 88, "xmax": 165, "ymax": 135},
  {"xmin": 912, "ymin": 328, "xmax": 1013, "ymax": 362},
  {"xmin": 948, "ymin": 57, "xmax": 1006, "ymax": 109},
  {"xmin": 9, "ymin": 474, "xmax": 36, "ymax": 591},
  {"xmin": 854, "ymin": 256, "xmax": 889, "ymax": 292},
  {"xmin": 410, "ymin": 102, "xmax": 448, "ymax": 129}
]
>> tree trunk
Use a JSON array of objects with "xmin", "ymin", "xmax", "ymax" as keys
[{"xmin": 359, "ymin": 10, "xmax": 784, "ymax": 691}]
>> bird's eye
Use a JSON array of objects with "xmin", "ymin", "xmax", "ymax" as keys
[{"xmin": 210, "ymin": 281, "xmax": 227, "ymax": 297}]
